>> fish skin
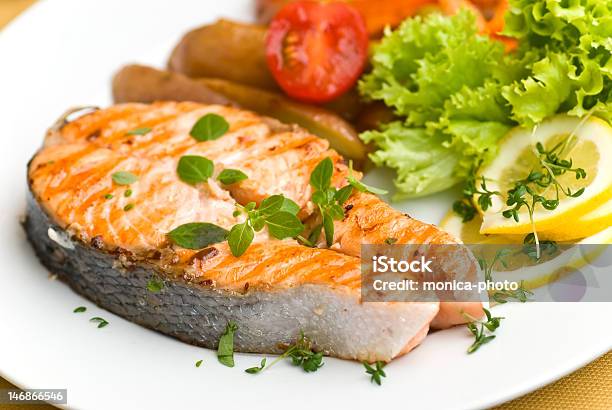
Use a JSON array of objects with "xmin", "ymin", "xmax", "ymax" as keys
[{"xmin": 26, "ymin": 102, "xmax": 443, "ymax": 361}]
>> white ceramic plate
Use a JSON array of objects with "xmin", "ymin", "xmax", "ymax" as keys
[{"xmin": 0, "ymin": 1, "xmax": 610, "ymax": 409}]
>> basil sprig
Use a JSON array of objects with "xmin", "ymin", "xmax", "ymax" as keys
[
  {"xmin": 177, "ymin": 155, "xmax": 214, "ymax": 184},
  {"xmin": 167, "ymin": 222, "xmax": 228, "ymax": 250},
  {"xmin": 190, "ymin": 113, "xmax": 229, "ymax": 141},
  {"xmin": 310, "ymin": 158, "xmax": 353, "ymax": 246},
  {"xmin": 228, "ymin": 195, "xmax": 303, "ymax": 257}
]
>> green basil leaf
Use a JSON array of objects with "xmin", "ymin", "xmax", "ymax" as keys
[
  {"xmin": 334, "ymin": 185, "xmax": 353, "ymax": 205},
  {"xmin": 265, "ymin": 212, "xmax": 304, "ymax": 239},
  {"xmin": 217, "ymin": 321, "xmax": 238, "ymax": 367},
  {"xmin": 251, "ymin": 217, "xmax": 266, "ymax": 232},
  {"xmin": 167, "ymin": 222, "xmax": 228, "ymax": 250},
  {"xmin": 245, "ymin": 358, "xmax": 267, "ymax": 374},
  {"xmin": 73, "ymin": 306, "xmax": 87, "ymax": 313},
  {"xmin": 322, "ymin": 213, "xmax": 334, "ymax": 247},
  {"xmin": 190, "ymin": 113, "xmax": 229, "ymax": 141},
  {"xmin": 310, "ymin": 157, "xmax": 333, "ymax": 192},
  {"xmin": 280, "ymin": 197, "xmax": 301, "ymax": 215},
  {"xmin": 228, "ymin": 222, "xmax": 255, "ymax": 257},
  {"xmin": 348, "ymin": 176, "xmax": 388, "ymax": 195},
  {"xmin": 347, "ymin": 160, "xmax": 387, "ymax": 195},
  {"xmin": 126, "ymin": 127, "xmax": 151, "ymax": 136},
  {"xmin": 111, "ymin": 171, "xmax": 138, "ymax": 185},
  {"xmin": 328, "ymin": 204, "xmax": 345, "ymax": 221},
  {"xmin": 258, "ymin": 195, "xmax": 284, "ymax": 216},
  {"xmin": 311, "ymin": 190, "xmax": 328, "ymax": 205},
  {"xmin": 177, "ymin": 155, "xmax": 214, "ymax": 184},
  {"xmin": 217, "ymin": 168, "xmax": 248, "ymax": 185}
]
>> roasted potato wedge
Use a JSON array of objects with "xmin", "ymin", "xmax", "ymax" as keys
[
  {"xmin": 113, "ymin": 65, "xmax": 231, "ymax": 105},
  {"xmin": 168, "ymin": 19, "xmax": 278, "ymax": 91},
  {"xmin": 168, "ymin": 19, "xmax": 364, "ymax": 120},
  {"xmin": 112, "ymin": 65, "xmax": 368, "ymax": 163}
]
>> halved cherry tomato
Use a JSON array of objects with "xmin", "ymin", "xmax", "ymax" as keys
[{"xmin": 265, "ymin": 1, "xmax": 369, "ymax": 103}]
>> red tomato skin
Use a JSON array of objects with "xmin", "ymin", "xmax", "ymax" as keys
[{"xmin": 265, "ymin": 1, "xmax": 369, "ymax": 103}]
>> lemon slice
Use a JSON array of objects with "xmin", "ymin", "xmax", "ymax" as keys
[
  {"xmin": 477, "ymin": 115, "xmax": 612, "ymax": 235},
  {"xmin": 440, "ymin": 211, "xmax": 612, "ymax": 289},
  {"xmin": 540, "ymin": 198, "xmax": 612, "ymax": 241}
]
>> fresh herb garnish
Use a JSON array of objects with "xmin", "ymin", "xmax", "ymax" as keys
[
  {"xmin": 123, "ymin": 203, "xmax": 135, "ymax": 211},
  {"xmin": 478, "ymin": 248, "xmax": 511, "ymax": 283},
  {"xmin": 244, "ymin": 332, "xmax": 323, "ymax": 375},
  {"xmin": 104, "ymin": 194, "xmax": 114, "ymax": 200},
  {"xmin": 286, "ymin": 334, "xmax": 324, "ymax": 372},
  {"xmin": 265, "ymin": 212, "xmax": 305, "ymax": 239},
  {"xmin": 167, "ymin": 222, "xmax": 228, "ymax": 250},
  {"xmin": 363, "ymin": 361, "xmax": 387, "ymax": 386},
  {"xmin": 217, "ymin": 321, "xmax": 238, "ymax": 367},
  {"xmin": 454, "ymin": 136, "xmax": 586, "ymax": 260},
  {"xmin": 453, "ymin": 199, "xmax": 477, "ymax": 223},
  {"xmin": 190, "ymin": 113, "xmax": 229, "ymax": 141},
  {"xmin": 491, "ymin": 281, "xmax": 534, "ymax": 304},
  {"xmin": 227, "ymin": 195, "xmax": 304, "ymax": 257},
  {"xmin": 126, "ymin": 127, "xmax": 151, "ymax": 136},
  {"xmin": 464, "ymin": 308, "xmax": 503, "ymax": 354},
  {"xmin": 195, "ymin": 360, "xmax": 203, "ymax": 368},
  {"xmin": 245, "ymin": 358, "xmax": 267, "ymax": 374},
  {"xmin": 303, "ymin": 224, "xmax": 323, "ymax": 247},
  {"xmin": 384, "ymin": 237, "xmax": 398, "ymax": 245},
  {"xmin": 522, "ymin": 233, "xmax": 558, "ymax": 261},
  {"xmin": 453, "ymin": 173, "xmax": 500, "ymax": 222},
  {"xmin": 502, "ymin": 141, "xmax": 586, "ymax": 223},
  {"xmin": 477, "ymin": 249, "xmax": 534, "ymax": 303},
  {"xmin": 112, "ymin": 171, "xmax": 138, "ymax": 185},
  {"xmin": 310, "ymin": 158, "xmax": 352, "ymax": 246},
  {"xmin": 177, "ymin": 155, "xmax": 214, "ymax": 184},
  {"xmin": 227, "ymin": 221, "xmax": 255, "ymax": 258},
  {"xmin": 73, "ymin": 306, "xmax": 87, "ymax": 313},
  {"xmin": 347, "ymin": 160, "xmax": 388, "ymax": 195},
  {"xmin": 124, "ymin": 189, "xmax": 132, "ymax": 198},
  {"xmin": 90, "ymin": 317, "xmax": 109, "ymax": 328},
  {"xmin": 147, "ymin": 277, "xmax": 164, "ymax": 293},
  {"xmin": 217, "ymin": 169, "xmax": 248, "ymax": 185}
]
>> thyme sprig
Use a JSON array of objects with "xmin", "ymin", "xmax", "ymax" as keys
[
  {"xmin": 244, "ymin": 332, "xmax": 324, "ymax": 374},
  {"xmin": 464, "ymin": 308, "xmax": 504, "ymax": 354},
  {"xmin": 363, "ymin": 361, "xmax": 387, "ymax": 385}
]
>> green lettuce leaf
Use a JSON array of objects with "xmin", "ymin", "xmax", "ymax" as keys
[
  {"xmin": 359, "ymin": 11, "xmax": 516, "ymax": 198},
  {"xmin": 359, "ymin": 1, "xmax": 611, "ymax": 198},
  {"xmin": 360, "ymin": 123, "xmax": 461, "ymax": 199}
]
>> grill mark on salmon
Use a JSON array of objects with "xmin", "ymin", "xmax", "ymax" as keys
[{"xmin": 25, "ymin": 102, "xmax": 480, "ymax": 361}]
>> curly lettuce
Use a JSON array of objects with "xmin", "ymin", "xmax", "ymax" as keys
[
  {"xmin": 359, "ymin": 1, "xmax": 611, "ymax": 199},
  {"xmin": 360, "ymin": 11, "xmax": 519, "ymax": 198},
  {"xmin": 503, "ymin": 0, "xmax": 612, "ymax": 124}
]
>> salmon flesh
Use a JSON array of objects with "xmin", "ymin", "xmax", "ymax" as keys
[{"xmin": 24, "ymin": 102, "xmax": 481, "ymax": 362}]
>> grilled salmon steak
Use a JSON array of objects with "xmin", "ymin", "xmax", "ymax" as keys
[{"xmin": 25, "ymin": 102, "xmax": 481, "ymax": 362}]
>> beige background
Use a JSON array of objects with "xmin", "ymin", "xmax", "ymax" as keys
[{"xmin": 0, "ymin": 0, "xmax": 610, "ymax": 408}]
